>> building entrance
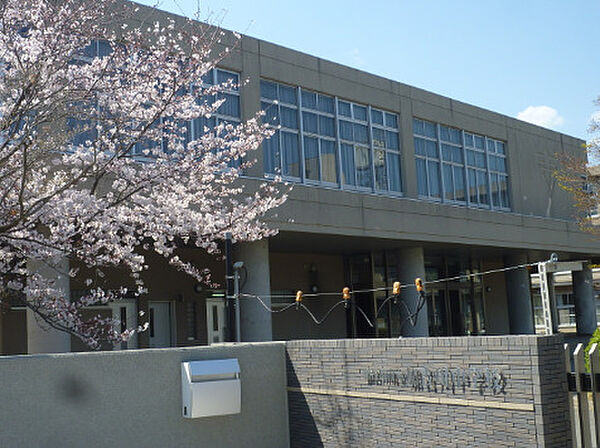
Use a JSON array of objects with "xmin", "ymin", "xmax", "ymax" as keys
[{"xmin": 425, "ymin": 256, "xmax": 486, "ymax": 336}]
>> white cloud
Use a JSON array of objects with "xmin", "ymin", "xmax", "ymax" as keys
[
  {"xmin": 517, "ymin": 105, "xmax": 564, "ymax": 129},
  {"xmin": 350, "ymin": 48, "xmax": 365, "ymax": 67}
]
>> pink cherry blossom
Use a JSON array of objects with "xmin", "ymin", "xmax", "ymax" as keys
[{"xmin": 0, "ymin": 0, "xmax": 286, "ymax": 349}]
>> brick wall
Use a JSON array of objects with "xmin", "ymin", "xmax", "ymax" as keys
[{"xmin": 285, "ymin": 335, "xmax": 570, "ymax": 447}]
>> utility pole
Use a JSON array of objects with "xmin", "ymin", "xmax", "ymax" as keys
[
  {"xmin": 233, "ymin": 262, "xmax": 243, "ymax": 342},
  {"xmin": 224, "ymin": 233, "xmax": 235, "ymax": 342}
]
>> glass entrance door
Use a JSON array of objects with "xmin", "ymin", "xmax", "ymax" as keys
[
  {"xmin": 427, "ymin": 288, "xmax": 448, "ymax": 336},
  {"xmin": 346, "ymin": 254, "xmax": 375, "ymax": 338},
  {"xmin": 425, "ymin": 255, "xmax": 487, "ymax": 336}
]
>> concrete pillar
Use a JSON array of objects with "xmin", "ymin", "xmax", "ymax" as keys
[
  {"xmin": 26, "ymin": 258, "xmax": 71, "ymax": 353},
  {"xmin": 504, "ymin": 254, "xmax": 534, "ymax": 334},
  {"xmin": 397, "ymin": 247, "xmax": 428, "ymax": 337},
  {"xmin": 235, "ymin": 239, "xmax": 272, "ymax": 342},
  {"xmin": 240, "ymin": 39, "xmax": 263, "ymax": 178},
  {"xmin": 573, "ymin": 265, "xmax": 597, "ymax": 336}
]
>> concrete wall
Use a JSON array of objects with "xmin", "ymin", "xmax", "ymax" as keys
[
  {"xmin": 286, "ymin": 335, "xmax": 570, "ymax": 447},
  {"xmin": 0, "ymin": 342, "xmax": 289, "ymax": 448},
  {"xmin": 482, "ymin": 258, "xmax": 510, "ymax": 335}
]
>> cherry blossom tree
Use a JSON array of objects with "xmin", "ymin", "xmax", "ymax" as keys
[
  {"xmin": 556, "ymin": 97, "xmax": 600, "ymax": 233},
  {"xmin": 0, "ymin": 0, "xmax": 285, "ymax": 348}
]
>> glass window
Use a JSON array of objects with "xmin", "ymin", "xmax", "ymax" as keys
[
  {"xmin": 261, "ymin": 101, "xmax": 279, "ymax": 126},
  {"xmin": 423, "ymin": 121, "xmax": 437, "ymax": 138},
  {"xmin": 440, "ymin": 125, "xmax": 461, "ymax": 144},
  {"xmin": 301, "ymin": 91, "xmax": 317, "ymax": 109},
  {"xmin": 260, "ymin": 80, "xmax": 277, "ymax": 100},
  {"xmin": 464, "ymin": 133, "xmax": 474, "ymax": 147},
  {"xmin": 374, "ymin": 149, "xmax": 387, "ymax": 190},
  {"xmin": 282, "ymin": 131, "xmax": 300, "ymax": 177},
  {"xmin": 491, "ymin": 173, "xmax": 500, "ymax": 207},
  {"xmin": 416, "ymin": 158, "xmax": 428, "ymax": 196},
  {"xmin": 279, "ymin": 85, "xmax": 297, "ymax": 105},
  {"xmin": 318, "ymin": 94, "xmax": 334, "ymax": 114},
  {"xmin": 318, "ymin": 116, "xmax": 335, "ymax": 137},
  {"xmin": 387, "ymin": 152, "xmax": 401, "ymax": 192},
  {"xmin": 261, "ymin": 79, "xmax": 403, "ymax": 195},
  {"xmin": 355, "ymin": 146, "xmax": 372, "ymax": 188},
  {"xmin": 474, "ymin": 135, "xmax": 485, "ymax": 150},
  {"xmin": 413, "ymin": 118, "xmax": 424, "ymax": 136},
  {"xmin": 280, "ymin": 106, "xmax": 298, "ymax": 129},
  {"xmin": 374, "ymin": 128, "xmax": 386, "ymax": 148},
  {"xmin": 500, "ymin": 175, "xmax": 509, "ymax": 208},
  {"xmin": 338, "ymin": 100, "xmax": 352, "ymax": 117},
  {"xmin": 340, "ymin": 120, "xmax": 353, "ymax": 141},
  {"xmin": 341, "ymin": 143, "xmax": 355, "ymax": 185},
  {"xmin": 467, "ymin": 149, "xmax": 475, "ymax": 166},
  {"xmin": 217, "ymin": 70, "xmax": 239, "ymax": 90},
  {"xmin": 477, "ymin": 171, "xmax": 489, "ymax": 205},
  {"xmin": 263, "ymin": 131, "xmax": 280, "ymax": 175},
  {"xmin": 353, "ymin": 104, "xmax": 367, "ymax": 121},
  {"xmin": 428, "ymin": 161, "xmax": 440, "ymax": 197},
  {"xmin": 97, "ymin": 40, "xmax": 112, "ymax": 57},
  {"xmin": 385, "ymin": 131, "xmax": 399, "ymax": 150},
  {"xmin": 475, "ymin": 152, "xmax": 486, "ymax": 168},
  {"xmin": 443, "ymin": 164, "xmax": 453, "ymax": 201},
  {"xmin": 426, "ymin": 140, "xmax": 437, "ymax": 158},
  {"xmin": 302, "ymin": 112, "xmax": 318, "ymax": 134},
  {"xmin": 321, "ymin": 139, "xmax": 337, "ymax": 183},
  {"xmin": 304, "ymin": 136, "xmax": 320, "ymax": 181},
  {"xmin": 200, "ymin": 70, "xmax": 214, "ymax": 85},
  {"xmin": 414, "ymin": 137, "xmax": 426, "ymax": 156},
  {"xmin": 413, "ymin": 116, "xmax": 508, "ymax": 210},
  {"xmin": 454, "ymin": 166, "xmax": 465, "ymax": 202},
  {"xmin": 385, "ymin": 113, "xmax": 398, "ymax": 129},
  {"xmin": 468, "ymin": 169, "xmax": 477, "ymax": 203},
  {"xmin": 217, "ymin": 93, "xmax": 240, "ymax": 117},
  {"xmin": 371, "ymin": 109, "xmax": 384, "ymax": 126},
  {"xmin": 192, "ymin": 116, "xmax": 215, "ymax": 137},
  {"xmin": 353, "ymin": 123, "xmax": 368, "ymax": 144}
]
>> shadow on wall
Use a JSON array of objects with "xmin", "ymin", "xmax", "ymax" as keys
[
  {"xmin": 287, "ymin": 350, "xmax": 377, "ymax": 447},
  {"xmin": 286, "ymin": 351, "xmax": 324, "ymax": 448}
]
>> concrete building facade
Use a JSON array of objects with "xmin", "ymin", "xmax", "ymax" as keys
[{"xmin": 1, "ymin": 5, "xmax": 599, "ymax": 353}]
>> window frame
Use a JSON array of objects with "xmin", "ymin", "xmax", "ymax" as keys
[
  {"xmin": 413, "ymin": 117, "xmax": 511, "ymax": 211},
  {"xmin": 260, "ymin": 78, "xmax": 403, "ymax": 197}
]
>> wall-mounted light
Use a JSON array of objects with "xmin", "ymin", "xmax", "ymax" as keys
[{"xmin": 193, "ymin": 284, "xmax": 203, "ymax": 294}]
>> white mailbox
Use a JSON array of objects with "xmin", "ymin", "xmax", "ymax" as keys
[{"xmin": 181, "ymin": 358, "xmax": 241, "ymax": 418}]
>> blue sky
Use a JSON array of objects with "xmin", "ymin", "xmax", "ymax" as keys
[{"xmin": 136, "ymin": 0, "xmax": 598, "ymax": 141}]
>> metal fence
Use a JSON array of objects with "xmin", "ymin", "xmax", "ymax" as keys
[{"xmin": 565, "ymin": 343, "xmax": 600, "ymax": 447}]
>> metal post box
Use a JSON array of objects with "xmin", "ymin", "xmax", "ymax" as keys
[{"xmin": 181, "ymin": 358, "xmax": 241, "ymax": 418}]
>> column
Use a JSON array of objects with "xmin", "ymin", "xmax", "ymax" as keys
[
  {"xmin": 239, "ymin": 38, "xmax": 263, "ymax": 178},
  {"xmin": 235, "ymin": 239, "xmax": 272, "ymax": 342},
  {"xmin": 26, "ymin": 258, "xmax": 71, "ymax": 353},
  {"xmin": 397, "ymin": 246, "xmax": 429, "ymax": 337},
  {"xmin": 504, "ymin": 254, "xmax": 534, "ymax": 334},
  {"xmin": 573, "ymin": 264, "xmax": 597, "ymax": 336}
]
